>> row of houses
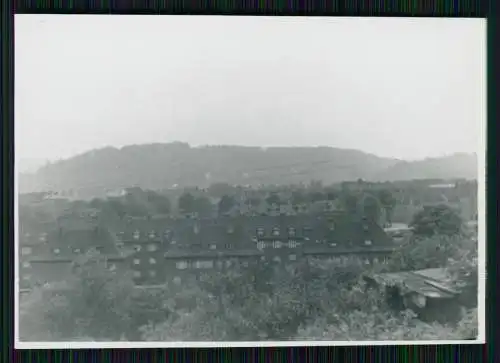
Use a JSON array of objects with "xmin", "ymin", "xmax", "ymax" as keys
[{"xmin": 19, "ymin": 211, "xmax": 395, "ymax": 289}]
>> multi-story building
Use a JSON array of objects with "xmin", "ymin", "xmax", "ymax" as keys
[{"xmin": 19, "ymin": 210, "xmax": 395, "ymax": 288}]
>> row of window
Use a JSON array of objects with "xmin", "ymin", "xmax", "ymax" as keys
[
  {"xmin": 133, "ymin": 244, "xmax": 159, "ymax": 252},
  {"xmin": 133, "ymin": 270, "xmax": 157, "ymax": 278},
  {"xmin": 128, "ymin": 226, "xmax": 318, "ymax": 240},
  {"xmin": 20, "ymin": 257, "xmax": 390, "ymax": 284},
  {"xmin": 21, "ymin": 235, "xmax": 48, "ymax": 242},
  {"xmin": 132, "ymin": 272, "xmax": 183, "ymax": 285},
  {"xmin": 256, "ymin": 240, "xmax": 299, "ymax": 249},
  {"xmin": 21, "ymin": 246, "xmax": 85, "ymax": 256},
  {"xmin": 172, "ymin": 255, "xmax": 298, "ymax": 270}
]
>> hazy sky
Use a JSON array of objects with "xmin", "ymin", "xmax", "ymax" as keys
[{"xmin": 15, "ymin": 15, "xmax": 485, "ymax": 164}]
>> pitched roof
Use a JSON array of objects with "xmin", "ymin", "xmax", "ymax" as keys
[{"xmin": 366, "ymin": 268, "xmax": 461, "ymax": 299}]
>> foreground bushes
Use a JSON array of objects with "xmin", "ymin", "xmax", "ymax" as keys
[{"xmin": 19, "ymin": 234, "xmax": 479, "ymax": 342}]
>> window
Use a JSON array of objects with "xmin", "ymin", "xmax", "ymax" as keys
[
  {"xmin": 133, "ymin": 258, "xmax": 141, "ymax": 265},
  {"xmin": 329, "ymin": 222, "xmax": 335, "ymax": 231},
  {"xmin": 257, "ymin": 228, "xmax": 265, "ymax": 237},
  {"xmin": 260, "ymin": 256, "xmax": 266, "ymax": 261},
  {"xmin": 363, "ymin": 224, "xmax": 369, "ymax": 231},
  {"xmin": 147, "ymin": 244, "xmax": 158, "ymax": 252},
  {"xmin": 134, "ymin": 245, "xmax": 142, "ymax": 252},
  {"xmin": 373, "ymin": 257, "xmax": 379, "ymax": 264},
  {"xmin": 149, "ymin": 258, "xmax": 156, "ymax": 264},
  {"xmin": 288, "ymin": 227, "xmax": 296, "ymax": 237},
  {"xmin": 242, "ymin": 261, "xmax": 249, "ymax": 267},
  {"xmin": 176, "ymin": 261, "xmax": 188, "ymax": 270},
  {"xmin": 149, "ymin": 270, "xmax": 157, "ymax": 277},
  {"xmin": 225, "ymin": 243, "xmax": 233, "ymax": 250},
  {"xmin": 39, "ymin": 236, "xmax": 47, "ymax": 242},
  {"xmin": 164, "ymin": 229, "xmax": 171, "ymax": 239},
  {"xmin": 196, "ymin": 260, "xmax": 214, "ymax": 269},
  {"xmin": 194, "ymin": 224, "xmax": 200, "ymax": 234},
  {"xmin": 74, "ymin": 248, "xmax": 81, "ymax": 254},
  {"xmin": 173, "ymin": 276, "xmax": 181, "ymax": 285},
  {"xmin": 149, "ymin": 231, "xmax": 156, "ymax": 239},
  {"xmin": 274, "ymin": 241, "xmax": 282, "ymax": 249},
  {"xmin": 273, "ymin": 256, "xmax": 281, "ymax": 263},
  {"xmin": 289, "ymin": 254, "xmax": 297, "ymax": 261},
  {"xmin": 288, "ymin": 241, "xmax": 297, "ymax": 248},
  {"xmin": 227, "ymin": 225, "xmax": 234, "ymax": 234},
  {"xmin": 21, "ymin": 247, "xmax": 32, "ymax": 256},
  {"xmin": 209, "ymin": 244, "xmax": 217, "ymax": 250},
  {"xmin": 364, "ymin": 258, "xmax": 370, "ymax": 265},
  {"xmin": 272, "ymin": 228, "xmax": 280, "ymax": 237},
  {"xmin": 364, "ymin": 240, "xmax": 372, "ymax": 246},
  {"xmin": 22, "ymin": 275, "xmax": 31, "ymax": 281},
  {"xmin": 133, "ymin": 231, "xmax": 140, "ymax": 240},
  {"xmin": 133, "ymin": 271, "xmax": 141, "ymax": 278},
  {"xmin": 225, "ymin": 260, "xmax": 232, "ymax": 268},
  {"xmin": 108, "ymin": 263, "xmax": 116, "ymax": 271},
  {"xmin": 53, "ymin": 248, "xmax": 60, "ymax": 255},
  {"xmin": 170, "ymin": 240, "xmax": 177, "ymax": 245},
  {"xmin": 22, "ymin": 261, "xmax": 31, "ymax": 268},
  {"xmin": 330, "ymin": 243, "xmax": 337, "ymax": 247},
  {"xmin": 257, "ymin": 241, "xmax": 265, "ymax": 250}
]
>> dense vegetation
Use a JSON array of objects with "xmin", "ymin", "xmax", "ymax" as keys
[
  {"xmin": 19, "ymin": 206, "xmax": 478, "ymax": 342},
  {"xmin": 19, "ymin": 179, "xmax": 477, "ymax": 228},
  {"xmin": 19, "ymin": 142, "xmax": 477, "ymax": 195}
]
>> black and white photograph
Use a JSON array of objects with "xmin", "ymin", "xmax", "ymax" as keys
[{"xmin": 15, "ymin": 15, "xmax": 485, "ymax": 347}]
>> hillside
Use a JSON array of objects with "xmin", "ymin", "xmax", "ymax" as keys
[
  {"xmin": 373, "ymin": 153, "xmax": 478, "ymax": 182},
  {"xmin": 18, "ymin": 143, "xmax": 477, "ymax": 194}
]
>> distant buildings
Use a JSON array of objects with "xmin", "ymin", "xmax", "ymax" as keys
[{"xmin": 428, "ymin": 183, "xmax": 456, "ymax": 189}]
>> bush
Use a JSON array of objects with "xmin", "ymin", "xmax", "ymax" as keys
[
  {"xmin": 19, "ymin": 249, "xmax": 137, "ymax": 341},
  {"xmin": 20, "ymin": 233, "xmax": 478, "ymax": 342}
]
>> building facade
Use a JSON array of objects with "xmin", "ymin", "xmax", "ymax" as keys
[{"xmin": 19, "ymin": 211, "xmax": 395, "ymax": 288}]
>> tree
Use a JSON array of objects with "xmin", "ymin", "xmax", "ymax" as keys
[
  {"xmin": 308, "ymin": 191, "xmax": 326, "ymax": 203},
  {"xmin": 107, "ymin": 199, "xmax": 127, "ymax": 219},
  {"xmin": 410, "ymin": 204, "xmax": 464, "ymax": 238},
  {"xmin": 19, "ymin": 249, "xmax": 136, "ymax": 341},
  {"xmin": 361, "ymin": 193, "xmax": 382, "ymax": 224},
  {"xmin": 340, "ymin": 192, "xmax": 360, "ymax": 215},
  {"xmin": 325, "ymin": 190, "xmax": 338, "ymax": 201},
  {"xmin": 194, "ymin": 196, "xmax": 214, "ymax": 218},
  {"xmin": 145, "ymin": 190, "xmax": 172, "ymax": 215},
  {"xmin": 265, "ymin": 193, "xmax": 281, "ymax": 206},
  {"xmin": 378, "ymin": 189, "xmax": 397, "ymax": 226},
  {"xmin": 178, "ymin": 192, "xmax": 196, "ymax": 215},
  {"xmin": 218, "ymin": 195, "xmax": 236, "ymax": 215},
  {"xmin": 245, "ymin": 196, "xmax": 261, "ymax": 208},
  {"xmin": 291, "ymin": 190, "xmax": 307, "ymax": 206},
  {"xmin": 208, "ymin": 183, "xmax": 235, "ymax": 198}
]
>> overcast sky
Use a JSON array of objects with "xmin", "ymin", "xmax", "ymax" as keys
[{"xmin": 15, "ymin": 15, "xmax": 485, "ymax": 165}]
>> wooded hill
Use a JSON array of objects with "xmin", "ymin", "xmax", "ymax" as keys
[{"xmin": 19, "ymin": 142, "xmax": 477, "ymax": 194}]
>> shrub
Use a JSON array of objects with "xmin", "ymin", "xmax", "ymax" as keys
[{"xmin": 19, "ymin": 249, "xmax": 137, "ymax": 341}]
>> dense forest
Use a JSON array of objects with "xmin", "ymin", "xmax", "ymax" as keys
[{"xmin": 19, "ymin": 142, "xmax": 477, "ymax": 195}]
